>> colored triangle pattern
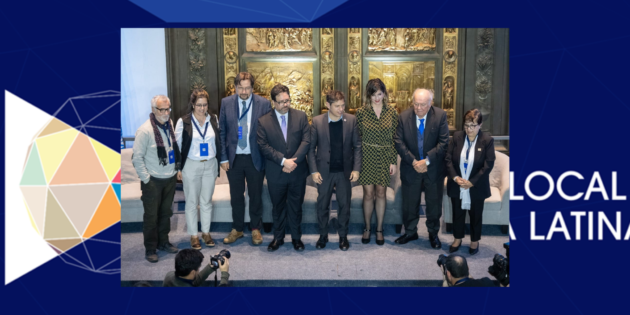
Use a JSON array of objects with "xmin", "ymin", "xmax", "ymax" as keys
[
  {"xmin": 89, "ymin": 139, "xmax": 121, "ymax": 181},
  {"xmin": 43, "ymin": 189, "xmax": 80, "ymax": 240},
  {"xmin": 112, "ymin": 170, "xmax": 121, "ymax": 183},
  {"xmin": 36, "ymin": 128, "xmax": 79, "ymax": 183},
  {"xmin": 38, "ymin": 118, "xmax": 71, "ymax": 138},
  {"xmin": 50, "ymin": 133, "xmax": 109, "ymax": 185},
  {"xmin": 20, "ymin": 186, "xmax": 47, "ymax": 234},
  {"xmin": 50, "ymin": 184, "xmax": 109, "ymax": 236},
  {"xmin": 47, "ymin": 239, "xmax": 82, "ymax": 253},
  {"xmin": 112, "ymin": 184, "xmax": 121, "ymax": 204},
  {"xmin": 83, "ymin": 185, "xmax": 120, "ymax": 239},
  {"xmin": 20, "ymin": 143, "xmax": 46, "ymax": 186}
]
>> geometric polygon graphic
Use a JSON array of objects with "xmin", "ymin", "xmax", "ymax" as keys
[
  {"xmin": 7, "ymin": 90, "xmax": 122, "ymax": 284},
  {"xmin": 20, "ymin": 115, "xmax": 121, "ymax": 252}
]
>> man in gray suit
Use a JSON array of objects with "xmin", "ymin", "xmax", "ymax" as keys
[
  {"xmin": 394, "ymin": 88, "xmax": 449, "ymax": 249},
  {"xmin": 307, "ymin": 91, "xmax": 361, "ymax": 251},
  {"xmin": 219, "ymin": 72, "xmax": 272, "ymax": 246}
]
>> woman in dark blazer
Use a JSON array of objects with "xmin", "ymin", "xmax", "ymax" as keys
[
  {"xmin": 445, "ymin": 109, "xmax": 495, "ymax": 255},
  {"xmin": 175, "ymin": 89, "xmax": 221, "ymax": 250}
]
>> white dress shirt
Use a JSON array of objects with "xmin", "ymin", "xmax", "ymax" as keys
[
  {"xmin": 275, "ymin": 109, "xmax": 288, "ymax": 166},
  {"xmin": 175, "ymin": 113, "xmax": 217, "ymax": 160},
  {"xmin": 415, "ymin": 112, "xmax": 430, "ymax": 164}
]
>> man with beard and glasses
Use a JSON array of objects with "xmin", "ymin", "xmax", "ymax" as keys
[
  {"xmin": 132, "ymin": 95, "xmax": 180, "ymax": 263},
  {"xmin": 219, "ymin": 72, "xmax": 272, "ymax": 246}
]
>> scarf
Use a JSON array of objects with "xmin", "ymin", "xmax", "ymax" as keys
[
  {"xmin": 459, "ymin": 134, "xmax": 477, "ymax": 210},
  {"xmin": 149, "ymin": 112, "xmax": 181, "ymax": 169}
]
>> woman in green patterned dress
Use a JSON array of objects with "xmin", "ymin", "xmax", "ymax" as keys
[{"xmin": 356, "ymin": 78, "xmax": 398, "ymax": 245}]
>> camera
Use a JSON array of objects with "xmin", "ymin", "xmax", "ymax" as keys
[
  {"xmin": 488, "ymin": 243, "xmax": 509, "ymax": 286},
  {"xmin": 437, "ymin": 254, "xmax": 448, "ymax": 275},
  {"xmin": 210, "ymin": 249, "xmax": 231, "ymax": 268}
]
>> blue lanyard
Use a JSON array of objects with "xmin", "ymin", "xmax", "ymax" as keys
[
  {"xmin": 463, "ymin": 135, "xmax": 477, "ymax": 175},
  {"xmin": 465, "ymin": 135, "xmax": 477, "ymax": 163},
  {"xmin": 160, "ymin": 122, "xmax": 171, "ymax": 148},
  {"xmin": 191, "ymin": 115, "xmax": 209, "ymax": 143},
  {"xmin": 455, "ymin": 277, "xmax": 470, "ymax": 286},
  {"xmin": 238, "ymin": 98, "xmax": 253, "ymax": 121}
]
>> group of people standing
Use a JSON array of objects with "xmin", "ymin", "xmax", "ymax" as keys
[{"xmin": 132, "ymin": 72, "xmax": 495, "ymax": 263}]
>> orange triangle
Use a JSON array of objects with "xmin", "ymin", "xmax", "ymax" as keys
[
  {"xmin": 82, "ymin": 185, "xmax": 120, "ymax": 239},
  {"xmin": 50, "ymin": 133, "xmax": 109, "ymax": 185}
]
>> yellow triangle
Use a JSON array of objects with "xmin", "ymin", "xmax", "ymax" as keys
[
  {"xmin": 89, "ymin": 139, "xmax": 121, "ymax": 181},
  {"xmin": 35, "ymin": 128, "xmax": 79, "ymax": 183},
  {"xmin": 38, "ymin": 118, "xmax": 72, "ymax": 138},
  {"xmin": 23, "ymin": 200, "xmax": 40, "ymax": 235}
]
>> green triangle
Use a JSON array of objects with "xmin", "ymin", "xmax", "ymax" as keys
[{"xmin": 20, "ymin": 143, "xmax": 47, "ymax": 185}]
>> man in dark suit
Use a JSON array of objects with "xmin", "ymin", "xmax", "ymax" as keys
[
  {"xmin": 257, "ymin": 84, "xmax": 311, "ymax": 252},
  {"xmin": 307, "ymin": 90, "xmax": 361, "ymax": 251},
  {"xmin": 394, "ymin": 88, "xmax": 449, "ymax": 248},
  {"xmin": 219, "ymin": 72, "xmax": 272, "ymax": 246}
]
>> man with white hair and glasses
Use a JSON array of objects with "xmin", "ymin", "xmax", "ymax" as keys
[{"xmin": 132, "ymin": 95, "xmax": 181, "ymax": 263}]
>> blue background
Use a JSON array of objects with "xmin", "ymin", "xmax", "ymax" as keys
[{"xmin": 2, "ymin": 0, "xmax": 629, "ymax": 314}]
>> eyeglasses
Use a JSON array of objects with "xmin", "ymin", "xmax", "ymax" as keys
[
  {"xmin": 412, "ymin": 102, "xmax": 430, "ymax": 108},
  {"xmin": 464, "ymin": 124, "xmax": 479, "ymax": 130},
  {"xmin": 194, "ymin": 104, "xmax": 208, "ymax": 108},
  {"xmin": 276, "ymin": 99, "xmax": 291, "ymax": 106},
  {"xmin": 236, "ymin": 86, "xmax": 253, "ymax": 92},
  {"xmin": 154, "ymin": 107, "xmax": 171, "ymax": 113}
]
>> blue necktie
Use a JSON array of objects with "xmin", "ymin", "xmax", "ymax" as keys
[{"xmin": 417, "ymin": 118, "xmax": 424, "ymax": 160}]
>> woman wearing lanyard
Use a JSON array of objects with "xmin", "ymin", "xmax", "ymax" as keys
[
  {"xmin": 175, "ymin": 89, "xmax": 222, "ymax": 250},
  {"xmin": 356, "ymin": 78, "xmax": 398, "ymax": 245},
  {"xmin": 445, "ymin": 109, "xmax": 495, "ymax": 255}
]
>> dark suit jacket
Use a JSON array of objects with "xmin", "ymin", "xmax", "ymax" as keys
[
  {"xmin": 445, "ymin": 130, "xmax": 495, "ymax": 200},
  {"xmin": 219, "ymin": 94, "xmax": 272, "ymax": 171},
  {"xmin": 179, "ymin": 113, "xmax": 221, "ymax": 176},
  {"xmin": 256, "ymin": 108, "xmax": 311, "ymax": 181},
  {"xmin": 307, "ymin": 113, "xmax": 362, "ymax": 180},
  {"xmin": 394, "ymin": 106, "xmax": 449, "ymax": 184}
]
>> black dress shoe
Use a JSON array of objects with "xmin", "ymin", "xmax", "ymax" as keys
[
  {"xmin": 316, "ymin": 235, "xmax": 328, "ymax": 249},
  {"xmin": 394, "ymin": 233, "xmax": 418, "ymax": 244},
  {"xmin": 361, "ymin": 228, "xmax": 371, "ymax": 244},
  {"xmin": 429, "ymin": 234, "xmax": 442, "ymax": 249},
  {"xmin": 339, "ymin": 237, "xmax": 350, "ymax": 251},
  {"xmin": 292, "ymin": 239, "xmax": 305, "ymax": 251},
  {"xmin": 145, "ymin": 250, "xmax": 158, "ymax": 263},
  {"xmin": 267, "ymin": 239, "xmax": 284, "ymax": 252},
  {"xmin": 469, "ymin": 244, "xmax": 479, "ymax": 255},
  {"xmin": 375, "ymin": 230, "xmax": 385, "ymax": 246},
  {"xmin": 158, "ymin": 242, "xmax": 179, "ymax": 253},
  {"xmin": 449, "ymin": 241, "xmax": 461, "ymax": 253}
]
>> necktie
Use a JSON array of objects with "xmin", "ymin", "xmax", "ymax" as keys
[
  {"xmin": 281, "ymin": 115, "xmax": 287, "ymax": 141},
  {"xmin": 238, "ymin": 100, "xmax": 248, "ymax": 149},
  {"xmin": 417, "ymin": 118, "xmax": 424, "ymax": 159}
]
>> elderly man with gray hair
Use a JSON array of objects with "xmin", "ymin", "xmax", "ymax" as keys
[
  {"xmin": 132, "ymin": 95, "xmax": 181, "ymax": 263},
  {"xmin": 394, "ymin": 89, "xmax": 449, "ymax": 249}
]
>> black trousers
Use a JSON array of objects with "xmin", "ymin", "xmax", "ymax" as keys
[
  {"xmin": 316, "ymin": 172, "xmax": 351, "ymax": 237},
  {"xmin": 451, "ymin": 197, "xmax": 485, "ymax": 242},
  {"xmin": 141, "ymin": 175, "xmax": 177, "ymax": 251},
  {"xmin": 227, "ymin": 154, "xmax": 265, "ymax": 232},
  {"xmin": 402, "ymin": 173, "xmax": 444, "ymax": 236},
  {"xmin": 268, "ymin": 174, "xmax": 307, "ymax": 241}
]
